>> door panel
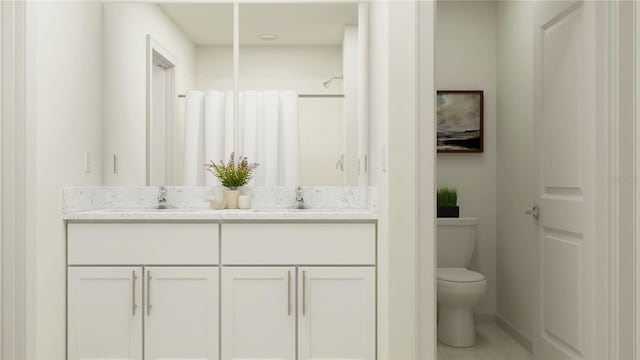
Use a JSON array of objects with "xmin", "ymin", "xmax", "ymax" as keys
[
  {"xmin": 68, "ymin": 267, "xmax": 142, "ymax": 360},
  {"xmin": 298, "ymin": 267, "xmax": 375, "ymax": 360},
  {"xmin": 221, "ymin": 267, "xmax": 295, "ymax": 360},
  {"xmin": 144, "ymin": 267, "xmax": 219, "ymax": 360},
  {"xmin": 533, "ymin": 1, "xmax": 598, "ymax": 359}
]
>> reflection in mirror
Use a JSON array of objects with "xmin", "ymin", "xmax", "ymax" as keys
[
  {"xmin": 237, "ymin": 3, "xmax": 363, "ymax": 186},
  {"xmin": 104, "ymin": 2, "xmax": 366, "ymax": 187},
  {"xmin": 103, "ymin": 2, "xmax": 233, "ymax": 186}
]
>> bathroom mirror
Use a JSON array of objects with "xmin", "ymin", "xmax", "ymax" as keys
[
  {"xmin": 102, "ymin": 2, "xmax": 367, "ymax": 187},
  {"xmin": 238, "ymin": 3, "xmax": 366, "ymax": 186}
]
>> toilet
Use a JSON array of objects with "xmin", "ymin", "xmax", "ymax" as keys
[{"xmin": 437, "ymin": 217, "xmax": 486, "ymax": 347}]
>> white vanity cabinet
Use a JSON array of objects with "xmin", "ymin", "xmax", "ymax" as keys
[
  {"xmin": 221, "ymin": 267, "xmax": 296, "ymax": 360},
  {"xmin": 144, "ymin": 267, "xmax": 219, "ymax": 360},
  {"xmin": 67, "ymin": 221, "xmax": 376, "ymax": 360},
  {"xmin": 67, "ymin": 223, "xmax": 220, "ymax": 360},
  {"xmin": 298, "ymin": 267, "xmax": 376, "ymax": 360},
  {"xmin": 68, "ymin": 267, "xmax": 143, "ymax": 360},
  {"xmin": 220, "ymin": 223, "xmax": 376, "ymax": 360}
]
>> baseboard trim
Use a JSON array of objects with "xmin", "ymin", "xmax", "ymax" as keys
[
  {"xmin": 474, "ymin": 313, "xmax": 495, "ymax": 324},
  {"xmin": 494, "ymin": 314, "xmax": 533, "ymax": 353}
]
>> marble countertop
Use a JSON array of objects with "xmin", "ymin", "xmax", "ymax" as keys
[{"xmin": 63, "ymin": 208, "xmax": 378, "ymax": 221}]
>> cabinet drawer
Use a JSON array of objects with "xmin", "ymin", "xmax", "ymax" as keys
[
  {"xmin": 221, "ymin": 223, "xmax": 375, "ymax": 265},
  {"xmin": 68, "ymin": 223, "xmax": 219, "ymax": 265}
]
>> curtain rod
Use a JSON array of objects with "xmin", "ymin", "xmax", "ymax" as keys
[{"xmin": 177, "ymin": 94, "xmax": 345, "ymax": 98}]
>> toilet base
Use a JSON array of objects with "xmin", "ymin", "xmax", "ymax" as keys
[{"xmin": 437, "ymin": 305, "xmax": 476, "ymax": 347}]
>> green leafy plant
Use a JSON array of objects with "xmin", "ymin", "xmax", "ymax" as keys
[
  {"xmin": 205, "ymin": 152, "xmax": 259, "ymax": 190},
  {"xmin": 437, "ymin": 187, "xmax": 458, "ymax": 207}
]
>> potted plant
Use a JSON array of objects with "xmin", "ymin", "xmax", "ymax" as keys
[
  {"xmin": 205, "ymin": 152, "xmax": 258, "ymax": 209},
  {"xmin": 437, "ymin": 187, "xmax": 459, "ymax": 218}
]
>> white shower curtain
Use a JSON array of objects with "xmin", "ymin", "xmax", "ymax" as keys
[{"xmin": 183, "ymin": 90, "xmax": 299, "ymax": 186}]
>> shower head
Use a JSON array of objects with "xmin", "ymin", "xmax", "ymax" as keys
[{"xmin": 323, "ymin": 75, "xmax": 344, "ymax": 88}]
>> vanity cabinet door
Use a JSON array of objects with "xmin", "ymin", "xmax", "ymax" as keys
[
  {"xmin": 68, "ymin": 267, "xmax": 143, "ymax": 360},
  {"xmin": 144, "ymin": 267, "xmax": 219, "ymax": 360},
  {"xmin": 221, "ymin": 267, "xmax": 296, "ymax": 360},
  {"xmin": 298, "ymin": 267, "xmax": 376, "ymax": 360}
]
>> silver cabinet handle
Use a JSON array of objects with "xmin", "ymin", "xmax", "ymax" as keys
[
  {"xmin": 525, "ymin": 205, "xmax": 539, "ymax": 220},
  {"xmin": 302, "ymin": 270, "xmax": 306, "ymax": 316},
  {"xmin": 287, "ymin": 270, "xmax": 292, "ymax": 316},
  {"xmin": 146, "ymin": 270, "xmax": 152, "ymax": 315},
  {"xmin": 132, "ymin": 270, "xmax": 138, "ymax": 316}
]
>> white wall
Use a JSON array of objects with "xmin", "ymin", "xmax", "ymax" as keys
[
  {"xmin": 418, "ymin": 2, "xmax": 437, "ymax": 357},
  {"xmin": 436, "ymin": 0, "xmax": 497, "ymax": 316},
  {"xmin": 33, "ymin": 2, "xmax": 104, "ymax": 357},
  {"xmin": 196, "ymin": 45, "xmax": 345, "ymax": 185},
  {"xmin": 368, "ymin": 1, "xmax": 422, "ymax": 358},
  {"xmin": 367, "ymin": 2, "xmax": 389, "ymax": 358},
  {"xmin": 103, "ymin": 3, "xmax": 196, "ymax": 185},
  {"xmin": 494, "ymin": 0, "xmax": 536, "ymax": 345},
  {"xmin": 387, "ymin": 2, "xmax": 418, "ymax": 357}
]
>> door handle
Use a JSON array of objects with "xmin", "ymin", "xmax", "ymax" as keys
[
  {"xmin": 146, "ymin": 270, "xmax": 152, "ymax": 316},
  {"xmin": 287, "ymin": 270, "xmax": 292, "ymax": 316},
  {"xmin": 525, "ymin": 205, "xmax": 539, "ymax": 220},
  {"xmin": 302, "ymin": 270, "xmax": 307, "ymax": 316},
  {"xmin": 132, "ymin": 270, "xmax": 138, "ymax": 316}
]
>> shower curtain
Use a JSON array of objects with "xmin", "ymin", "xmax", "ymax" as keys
[{"xmin": 183, "ymin": 90, "xmax": 299, "ymax": 187}]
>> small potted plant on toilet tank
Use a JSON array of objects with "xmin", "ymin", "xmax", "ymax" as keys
[{"xmin": 437, "ymin": 187, "xmax": 459, "ymax": 218}]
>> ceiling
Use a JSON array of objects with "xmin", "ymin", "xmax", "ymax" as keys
[{"xmin": 159, "ymin": 3, "xmax": 358, "ymax": 46}]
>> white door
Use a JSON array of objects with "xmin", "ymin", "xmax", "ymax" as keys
[
  {"xmin": 68, "ymin": 267, "xmax": 143, "ymax": 360},
  {"xmin": 298, "ymin": 267, "xmax": 375, "ymax": 360},
  {"xmin": 144, "ymin": 267, "xmax": 219, "ymax": 360},
  {"xmin": 221, "ymin": 267, "xmax": 295, "ymax": 360},
  {"xmin": 533, "ymin": 1, "xmax": 600, "ymax": 359}
]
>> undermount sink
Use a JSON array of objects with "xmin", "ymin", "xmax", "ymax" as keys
[
  {"xmin": 102, "ymin": 208, "xmax": 206, "ymax": 212},
  {"xmin": 252, "ymin": 208, "xmax": 350, "ymax": 213}
]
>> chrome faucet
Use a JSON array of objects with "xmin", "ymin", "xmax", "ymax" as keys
[
  {"xmin": 157, "ymin": 186, "xmax": 169, "ymax": 209},
  {"xmin": 293, "ymin": 186, "xmax": 306, "ymax": 209}
]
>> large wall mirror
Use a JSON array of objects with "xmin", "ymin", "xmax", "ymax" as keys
[{"xmin": 103, "ymin": 2, "xmax": 367, "ymax": 187}]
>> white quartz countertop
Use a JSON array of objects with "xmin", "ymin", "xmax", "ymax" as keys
[{"xmin": 63, "ymin": 208, "xmax": 378, "ymax": 221}]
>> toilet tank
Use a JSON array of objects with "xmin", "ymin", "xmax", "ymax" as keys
[{"xmin": 437, "ymin": 217, "xmax": 479, "ymax": 268}]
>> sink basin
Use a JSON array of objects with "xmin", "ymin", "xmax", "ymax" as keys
[
  {"xmin": 102, "ymin": 208, "xmax": 207, "ymax": 213},
  {"xmin": 252, "ymin": 208, "xmax": 350, "ymax": 213}
]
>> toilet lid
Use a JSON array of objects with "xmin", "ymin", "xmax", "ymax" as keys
[{"xmin": 437, "ymin": 268, "xmax": 485, "ymax": 283}]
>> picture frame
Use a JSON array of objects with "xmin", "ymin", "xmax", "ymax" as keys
[{"xmin": 436, "ymin": 90, "xmax": 484, "ymax": 153}]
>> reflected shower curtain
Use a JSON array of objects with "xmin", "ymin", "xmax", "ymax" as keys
[{"xmin": 183, "ymin": 90, "xmax": 299, "ymax": 186}]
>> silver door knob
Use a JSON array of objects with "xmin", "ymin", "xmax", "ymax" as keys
[{"xmin": 525, "ymin": 205, "xmax": 539, "ymax": 220}]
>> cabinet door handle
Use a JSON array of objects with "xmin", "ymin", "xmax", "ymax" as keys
[
  {"xmin": 146, "ymin": 270, "xmax": 152, "ymax": 316},
  {"xmin": 287, "ymin": 270, "xmax": 292, "ymax": 316},
  {"xmin": 132, "ymin": 270, "xmax": 138, "ymax": 316},
  {"xmin": 302, "ymin": 270, "xmax": 306, "ymax": 316}
]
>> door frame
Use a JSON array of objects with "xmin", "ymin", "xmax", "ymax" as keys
[
  {"xmin": 635, "ymin": 2, "xmax": 640, "ymax": 359},
  {"xmin": 602, "ymin": 0, "xmax": 640, "ymax": 358},
  {"xmin": 146, "ymin": 35, "xmax": 177, "ymax": 186},
  {"xmin": 417, "ymin": 1, "xmax": 436, "ymax": 359},
  {"xmin": 1, "ymin": 0, "xmax": 33, "ymax": 358}
]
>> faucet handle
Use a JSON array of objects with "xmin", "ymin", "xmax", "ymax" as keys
[{"xmin": 158, "ymin": 186, "xmax": 167, "ymax": 199}]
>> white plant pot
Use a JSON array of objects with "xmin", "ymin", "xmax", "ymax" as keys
[{"xmin": 223, "ymin": 190, "xmax": 240, "ymax": 209}]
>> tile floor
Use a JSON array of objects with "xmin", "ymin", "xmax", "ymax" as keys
[{"xmin": 438, "ymin": 322, "xmax": 532, "ymax": 360}]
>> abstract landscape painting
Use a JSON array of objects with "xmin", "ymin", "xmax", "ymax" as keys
[{"xmin": 437, "ymin": 90, "xmax": 484, "ymax": 153}]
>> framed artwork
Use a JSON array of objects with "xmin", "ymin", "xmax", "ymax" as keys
[{"xmin": 437, "ymin": 90, "xmax": 484, "ymax": 153}]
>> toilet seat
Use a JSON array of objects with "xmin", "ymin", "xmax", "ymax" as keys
[{"xmin": 437, "ymin": 267, "xmax": 485, "ymax": 283}]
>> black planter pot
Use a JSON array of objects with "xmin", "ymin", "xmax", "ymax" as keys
[{"xmin": 437, "ymin": 206, "xmax": 459, "ymax": 218}]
